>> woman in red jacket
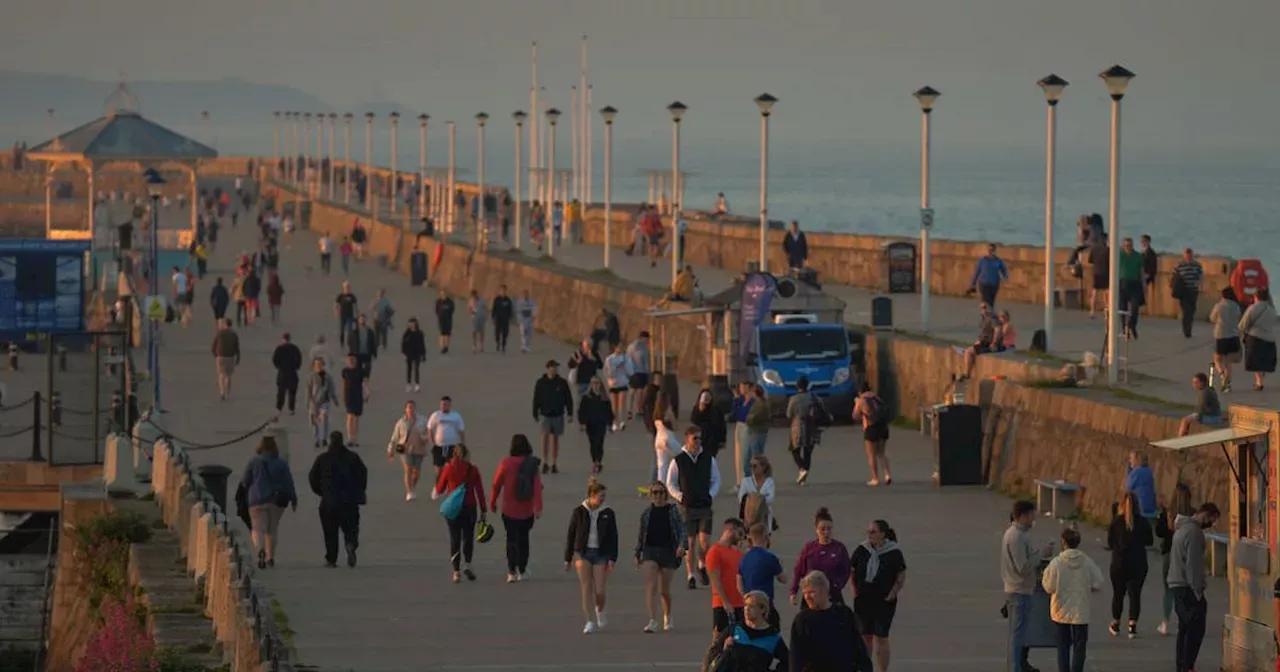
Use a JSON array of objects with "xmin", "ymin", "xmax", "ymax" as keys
[
  {"xmin": 434, "ymin": 444, "xmax": 487, "ymax": 583},
  {"xmin": 490, "ymin": 434, "xmax": 544, "ymax": 583}
]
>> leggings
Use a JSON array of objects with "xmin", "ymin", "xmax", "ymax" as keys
[
  {"xmin": 588, "ymin": 432, "xmax": 605, "ymax": 464},
  {"xmin": 405, "ymin": 358, "xmax": 421, "ymax": 385},
  {"xmin": 790, "ymin": 442, "xmax": 815, "ymax": 472},
  {"xmin": 1110, "ymin": 562, "xmax": 1148, "ymax": 623},
  {"xmin": 502, "ymin": 515, "xmax": 534, "ymax": 574},
  {"xmin": 495, "ymin": 321, "xmax": 510, "ymax": 351},
  {"xmin": 447, "ymin": 507, "xmax": 478, "ymax": 570}
]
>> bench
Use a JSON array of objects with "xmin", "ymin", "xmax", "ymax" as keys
[
  {"xmin": 1205, "ymin": 531, "xmax": 1229, "ymax": 577},
  {"xmin": 1034, "ymin": 479, "xmax": 1082, "ymax": 521}
]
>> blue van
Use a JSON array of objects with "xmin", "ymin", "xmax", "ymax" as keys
[{"xmin": 749, "ymin": 321, "xmax": 859, "ymax": 420}]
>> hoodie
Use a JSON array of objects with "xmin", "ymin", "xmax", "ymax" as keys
[
  {"xmin": 1166, "ymin": 514, "xmax": 1207, "ymax": 593},
  {"xmin": 1001, "ymin": 522, "xmax": 1042, "ymax": 595},
  {"xmin": 1041, "ymin": 548, "xmax": 1104, "ymax": 625},
  {"xmin": 710, "ymin": 624, "xmax": 790, "ymax": 672}
]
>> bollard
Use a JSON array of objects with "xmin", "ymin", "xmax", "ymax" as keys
[
  {"xmin": 57, "ymin": 345, "xmax": 67, "ymax": 372},
  {"xmin": 7, "ymin": 343, "xmax": 17, "ymax": 371},
  {"xmin": 50, "ymin": 392, "xmax": 62, "ymax": 427},
  {"xmin": 196, "ymin": 465, "xmax": 234, "ymax": 513}
]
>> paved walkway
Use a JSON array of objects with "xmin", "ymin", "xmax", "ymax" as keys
[{"xmin": 153, "ymin": 181, "xmax": 1222, "ymax": 671}]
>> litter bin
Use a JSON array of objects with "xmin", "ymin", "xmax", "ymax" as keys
[
  {"xmin": 871, "ymin": 296, "xmax": 893, "ymax": 330},
  {"xmin": 197, "ymin": 465, "xmax": 234, "ymax": 513},
  {"xmin": 881, "ymin": 242, "xmax": 917, "ymax": 294},
  {"xmin": 932, "ymin": 404, "xmax": 983, "ymax": 486},
  {"xmin": 410, "ymin": 250, "xmax": 428, "ymax": 286}
]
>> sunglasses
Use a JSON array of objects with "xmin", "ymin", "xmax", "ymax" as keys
[{"xmin": 750, "ymin": 463, "xmax": 763, "ymax": 469}]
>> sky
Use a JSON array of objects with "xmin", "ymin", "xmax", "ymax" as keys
[{"xmin": 2, "ymin": 0, "xmax": 1278, "ymax": 163}]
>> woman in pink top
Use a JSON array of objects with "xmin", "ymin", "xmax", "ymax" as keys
[
  {"xmin": 339, "ymin": 238, "xmax": 354, "ymax": 276},
  {"xmin": 489, "ymin": 435, "xmax": 544, "ymax": 582},
  {"xmin": 790, "ymin": 507, "xmax": 851, "ymax": 608},
  {"xmin": 995, "ymin": 310, "xmax": 1017, "ymax": 351}
]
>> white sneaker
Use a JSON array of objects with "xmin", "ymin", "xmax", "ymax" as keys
[
  {"xmin": 583, "ymin": 621, "xmax": 597, "ymax": 634},
  {"xmin": 406, "ymin": 492, "xmax": 417, "ymax": 502},
  {"xmin": 519, "ymin": 569, "xmax": 530, "ymax": 580},
  {"xmin": 506, "ymin": 573, "xmax": 517, "ymax": 583},
  {"xmin": 1157, "ymin": 620, "xmax": 1169, "ymax": 636},
  {"xmin": 663, "ymin": 615, "xmax": 674, "ymax": 631},
  {"xmin": 619, "ymin": 420, "xmax": 626, "ymax": 430},
  {"xmin": 595, "ymin": 610, "xmax": 608, "ymax": 628},
  {"xmin": 414, "ymin": 384, "xmax": 421, "ymax": 392},
  {"xmin": 643, "ymin": 619, "xmax": 658, "ymax": 633}
]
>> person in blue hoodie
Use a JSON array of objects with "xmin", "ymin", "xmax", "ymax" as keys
[
  {"xmin": 968, "ymin": 243, "xmax": 1010, "ymax": 309},
  {"xmin": 1123, "ymin": 450, "xmax": 1157, "ymax": 520},
  {"xmin": 708, "ymin": 590, "xmax": 789, "ymax": 671},
  {"xmin": 239, "ymin": 437, "xmax": 298, "ymax": 569}
]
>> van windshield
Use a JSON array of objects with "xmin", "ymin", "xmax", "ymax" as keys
[{"xmin": 759, "ymin": 328, "xmax": 848, "ymax": 361}]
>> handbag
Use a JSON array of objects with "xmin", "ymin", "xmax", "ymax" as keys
[{"xmin": 439, "ymin": 484, "xmax": 467, "ymax": 520}]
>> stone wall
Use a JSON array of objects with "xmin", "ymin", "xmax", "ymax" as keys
[
  {"xmin": 46, "ymin": 483, "xmax": 111, "ymax": 672},
  {"xmin": 0, "ymin": 555, "xmax": 47, "ymax": 652},
  {"xmin": 581, "ymin": 208, "xmax": 1235, "ymax": 322}
]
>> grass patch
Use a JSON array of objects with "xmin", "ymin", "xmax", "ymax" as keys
[
  {"xmin": 1110, "ymin": 387, "xmax": 1194, "ymax": 412},
  {"xmin": 270, "ymin": 598, "xmax": 295, "ymax": 641}
]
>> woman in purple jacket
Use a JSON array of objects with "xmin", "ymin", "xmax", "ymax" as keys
[{"xmin": 789, "ymin": 507, "xmax": 851, "ymax": 608}]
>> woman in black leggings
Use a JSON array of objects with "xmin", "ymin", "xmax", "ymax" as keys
[
  {"xmin": 401, "ymin": 319, "xmax": 427, "ymax": 392},
  {"xmin": 433, "ymin": 445, "xmax": 487, "ymax": 583},
  {"xmin": 1107, "ymin": 490, "xmax": 1153, "ymax": 638}
]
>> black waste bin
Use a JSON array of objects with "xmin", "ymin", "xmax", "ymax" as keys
[
  {"xmin": 932, "ymin": 404, "xmax": 983, "ymax": 485},
  {"xmin": 410, "ymin": 251, "xmax": 428, "ymax": 286},
  {"xmin": 871, "ymin": 296, "xmax": 893, "ymax": 330},
  {"xmin": 197, "ymin": 465, "xmax": 234, "ymax": 513},
  {"xmin": 881, "ymin": 242, "xmax": 917, "ymax": 294}
]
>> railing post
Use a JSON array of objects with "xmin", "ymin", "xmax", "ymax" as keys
[{"xmin": 31, "ymin": 390, "xmax": 43, "ymax": 462}]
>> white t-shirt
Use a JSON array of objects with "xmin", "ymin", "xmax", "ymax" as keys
[
  {"xmin": 427, "ymin": 410, "xmax": 466, "ymax": 446},
  {"xmin": 653, "ymin": 421, "xmax": 681, "ymax": 483},
  {"xmin": 319, "ymin": 236, "xmax": 332, "ymax": 254},
  {"xmin": 172, "ymin": 271, "xmax": 188, "ymax": 295}
]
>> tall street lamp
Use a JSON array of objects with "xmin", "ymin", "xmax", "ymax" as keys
[
  {"xmin": 601, "ymin": 106, "xmax": 617, "ymax": 269},
  {"xmin": 513, "ymin": 111, "xmax": 527, "ymax": 249},
  {"xmin": 754, "ymin": 93, "xmax": 777, "ymax": 272},
  {"xmin": 327, "ymin": 113, "xmax": 337, "ymax": 199},
  {"xmin": 290, "ymin": 112, "xmax": 299, "ymax": 183},
  {"xmin": 303, "ymin": 113, "xmax": 312, "ymax": 191},
  {"xmin": 343, "ymin": 113, "xmax": 353, "ymax": 204},
  {"xmin": 447, "ymin": 122, "xmax": 456, "ymax": 230},
  {"xmin": 364, "ymin": 113, "xmax": 374, "ymax": 208},
  {"xmin": 1100, "ymin": 64, "xmax": 1134, "ymax": 385},
  {"xmin": 1038, "ymin": 74, "xmax": 1068, "ymax": 352},
  {"xmin": 913, "ymin": 86, "xmax": 939, "ymax": 332},
  {"xmin": 667, "ymin": 101, "xmax": 687, "ymax": 287},
  {"xmin": 418, "ymin": 114, "xmax": 429, "ymax": 218},
  {"xmin": 545, "ymin": 108, "xmax": 561, "ymax": 257},
  {"xmin": 476, "ymin": 112, "xmax": 489, "ymax": 246},
  {"xmin": 389, "ymin": 112, "xmax": 401, "ymax": 214},
  {"xmin": 143, "ymin": 168, "xmax": 165, "ymax": 411},
  {"xmin": 272, "ymin": 111, "xmax": 280, "ymax": 168}
]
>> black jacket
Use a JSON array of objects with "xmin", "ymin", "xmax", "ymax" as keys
[
  {"xmin": 634, "ymin": 504, "xmax": 686, "ymax": 558},
  {"xmin": 210, "ymin": 285, "xmax": 229, "ymax": 312},
  {"xmin": 789, "ymin": 603, "xmax": 872, "ymax": 672},
  {"xmin": 783, "ymin": 231, "xmax": 809, "ymax": 269},
  {"xmin": 491, "ymin": 296, "xmax": 514, "ymax": 325},
  {"xmin": 577, "ymin": 392, "xmax": 614, "ymax": 435},
  {"xmin": 710, "ymin": 624, "xmax": 790, "ymax": 672},
  {"xmin": 594, "ymin": 311, "xmax": 621, "ymax": 344},
  {"xmin": 1107, "ymin": 515, "xmax": 1154, "ymax": 569},
  {"xmin": 272, "ymin": 342, "xmax": 303, "ymax": 382},
  {"xmin": 690, "ymin": 400, "xmax": 728, "ymax": 453},
  {"xmin": 243, "ymin": 273, "xmax": 262, "ymax": 300},
  {"xmin": 568, "ymin": 348, "xmax": 604, "ymax": 382},
  {"xmin": 533, "ymin": 375, "xmax": 574, "ymax": 419},
  {"xmin": 347, "ymin": 325, "xmax": 378, "ymax": 357},
  {"xmin": 308, "ymin": 443, "xmax": 368, "ymax": 510},
  {"xmin": 1155, "ymin": 509, "xmax": 1175, "ymax": 555},
  {"xmin": 401, "ymin": 328, "xmax": 427, "ymax": 361},
  {"xmin": 564, "ymin": 504, "xmax": 619, "ymax": 563}
]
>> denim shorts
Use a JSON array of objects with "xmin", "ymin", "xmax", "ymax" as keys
[{"xmin": 578, "ymin": 549, "xmax": 610, "ymax": 566}]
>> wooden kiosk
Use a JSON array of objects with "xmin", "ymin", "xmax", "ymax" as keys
[{"xmin": 1150, "ymin": 404, "xmax": 1278, "ymax": 671}]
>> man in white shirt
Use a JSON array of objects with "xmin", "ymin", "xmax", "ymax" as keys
[
  {"xmin": 426, "ymin": 395, "xmax": 466, "ymax": 474},
  {"xmin": 653, "ymin": 420, "xmax": 682, "ymax": 488},
  {"xmin": 170, "ymin": 266, "xmax": 192, "ymax": 327},
  {"xmin": 664, "ymin": 426, "xmax": 720, "ymax": 589},
  {"xmin": 318, "ymin": 234, "xmax": 333, "ymax": 276},
  {"xmin": 386, "ymin": 400, "xmax": 428, "ymax": 501}
]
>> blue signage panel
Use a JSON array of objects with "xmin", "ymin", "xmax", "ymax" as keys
[
  {"xmin": 738, "ymin": 272, "xmax": 778, "ymax": 360},
  {"xmin": 0, "ymin": 241, "xmax": 88, "ymax": 343}
]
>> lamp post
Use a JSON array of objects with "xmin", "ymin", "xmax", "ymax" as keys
[
  {"xmin": 201, "ymin": 110, "xmax": 210, "ymax": 146},
  {"xmin": 143, "ymin": 169, "xmax": 165, "ymax": 411},
  {"xmin": 571, "ymin": 86, "xmax": 579, "ymax": 205},
  {"xmin": 343, "ymin": 113, "xmax": 353, "ymax": 204},
  {"xmin": 476, "ymin": 113, "xmax": 489, "ymax": 247},
  {"xmin": 272, "ymin": 111, "xmax": 280, "ymax": 169},
  {"xmin": 754, "ymin": 94, "xmax": 777, "ymax": 272},
  {"xmin": 364, "ymin": 113, "xmax": 374, "ymax": 208},
  {"xmin": 290, "ymin": 113, "xmax": 299, "ymax": 184},
  {"xmin": 601, "ymin": 106, "xmax": 617, "ymax": 269},
  {"xmin": 1038, "ymin": 74, "xmax": 1068, "ymax": 352},
  {"xmin": 327, "ymin": 113, "xmax": 337, "ymax": 199},
  {"xmin": 913, "ymin": 86, "xmax": 939, "ymax": 332},
  {"xmin": 667, "ymin": 101, "xmax": 687, "ymax": 287},
  {"xmin": 303, "ymin": 113, "xmax": 312, "ymax": 191},
  {"xmin": 545, "ymin": 108, "xmax": 561, "ymax": 257},
  {"xmin": 418, "ymin": 114, "xmax": 429, "ymax": 218},
  {"xmin": 1100, "ymin": 65, "xmax": 1135, "ymax": 386},
  {"xmin": 513, "ymin": 111, "xmax": 527, "ymax": 249},
  {"xmin": 389, "ymin": 112, "xmax": 400, "ymax": 214}
]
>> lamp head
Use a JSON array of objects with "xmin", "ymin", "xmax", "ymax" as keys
[
  {"xmin": 667, "ymin": 101, "xmax": 687, "ymax": 122},
  {"xmin": 754, "ymin": 93, "xmax": 778, "ymax": 115},
  {"xmin": 201, "ymin": 110, "xmax": 209, "ymax": 119},
  {"xmin": 418, "ymin": 113, "xmax": 429, "ymax": 124},
  {"xmin": 475, "ymin": 112, "xmax": 489, "ymax": 127},
  {"xmin": 512, "ymin": 110, "xmax": 528, "ymax": 124},
  {"xmin": 328, "ymin": 112, "xmax": 337, "ymax": 119},
  {"xmin": 599, "ymin": 106, "xmax": 618, "ymax": 124},
  {"xmin": 1037, "ymin": 74, "xmax": 1069, "ymax": 104},
  {"xmin": 343, "ymin": 113, "xmax": 353, "ymax": 121},
  {"xmin": 304, "ymin": 112, "xmax": 312, "ymax": 119},
  {"xmin": 389, "ymin": 111, "xmax": 400, "ymax": 121},
  {"xmin": 546, "ymin": 108, "xmax": 561, "ymax": 124},
  {"xmin": 273, "ymin": 111, "xmax": 280, "ymax": 118},
  {"xmin": 913, "ymin": 86, "xmax": 940, "ymax": 112},
  {"xmin": 143, "ymin": 168, "xmax": 165, "ymax": 198},
  {"xmin": 1099, "ymin": 65, "xmax": 1135, "ymax": 99}
]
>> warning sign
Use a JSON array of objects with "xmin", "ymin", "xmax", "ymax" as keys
[{"xmin": 143, "ymin": 296, "xmax": 167, "ymax": 321}]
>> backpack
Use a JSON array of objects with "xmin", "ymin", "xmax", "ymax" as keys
[
  {"xmin": 861, "ymin": 394, "xmax": 887, "ymax": 426},
  {"xmin": 514, "ymin": 456, "xmax": 540, "ymax": 502}
]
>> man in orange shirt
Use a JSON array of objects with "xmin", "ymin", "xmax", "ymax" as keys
[{"xmin": 704, "ymin": 517, "xmax": 747, "ymax": 642}]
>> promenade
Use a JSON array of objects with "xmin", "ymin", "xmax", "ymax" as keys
[{"xmin": 148, "ymin": 179, "xmax": 1220, "ymax": 671}]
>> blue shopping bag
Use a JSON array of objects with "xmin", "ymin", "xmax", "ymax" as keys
[{"xmin": 439, "ymin": 485, "xmax": 466, "ymax": 520}]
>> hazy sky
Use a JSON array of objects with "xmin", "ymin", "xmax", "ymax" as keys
[{"xmin": 4, "ymin": 0, "xmax": 1278, "ymax": 160}]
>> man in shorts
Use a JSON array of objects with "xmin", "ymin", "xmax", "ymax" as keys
[
  {"xmin": 210, "ymin": 318, "xmax": 240, "ymax": 400},
  {"xmin": 626, "ymin": 331, "xmax": 652, "ymax": 421},
  {"xmin": 532, "ymin": 360, "xmax": 573, "ymax": 474},
  {"xmin": 386, "ymin": 400, "xmax": 428, "ymax": 501},
  {"xmin": 665, "ymin": 426, "xmax": 720, "ymax": 590},
  {"xmin": 426, "ymin": 395, "xmax": 466, "ymax": 476}
]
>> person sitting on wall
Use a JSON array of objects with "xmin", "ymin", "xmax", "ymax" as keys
[
  {"xmin": 959, "ymin": 302, "xmax": 997, "ymax": 381},
  {"xmin": 667, "ymin": 265, "xmax": 697, "ymax": 303},
  {"xmin": 1178, "ymin": 372, "xmax": 1225, "ymax": 436}
]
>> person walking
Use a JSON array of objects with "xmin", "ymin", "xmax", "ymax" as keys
[
  {"xmin": 790, "ymin": 508, "xmax": 851, "ymax": 609},
  {"xmin": 1171, "ymin": 248, "xmax": 1205, "ymax": 338},
  {"xmin": 211, "ymin": 318, "xmax": 241, "ymax": 401},
  {"xmin": 340, "ymin": 353, "xmax": 369, "ymax": 447},
  {"xmin": 636, "ymin": 481, "xmax": 686, "ymax": 633},
  {"xmin": 738, "ymin": 456, "xmax": 776, "ymax": 534},
  {"xmin": 318, "ymin": 232, "xmax": 333, "ymax": 275},
  {"xmin": 790, "ymin": 571, "xmax": 874, "ymax": 672},
  {"xmin": 785, "ymin": 377, "xmax": 822, "ymax": 486},
  {"xmin": 1168, "ymin": 502, "xmax": 1220, "ymax": 672},
  {"xmin": 1155, "ymin": 483, "xmax": 1194, "ymax": 636},
  {"xmin": 969, "ymin": 243, "xmax": 1010, "ymax": 309},
  {"xmin": 371, "ymin": 289, "xmax": 394, "ymax": 350},
  {"xmin": 744, "ymin": 384, "xmax": 770, "ymax": 463},
  {"xmin": 266, "ymin": 271, "xmax": 284, "ymax": 324},
  {"xmin": 852, "ymin": 519, "xmax": 907, "ymax": 671},
  {"xmin": 665, "ymin": 426, "xmax": 720, "ymax": 590},
  {"xmin": 730, "ymin": 382, "xmax": 755, "ymax": 491},
  {"xmin": 603, "ymin": 344, "xmax": 633, "ymax": 431},
  {"xmin": 386, "ymin": 400, "xmax": 429, "ymax": 501},
  {"xmin": 491, "ymin": 285, "xmax": 514, "ymax": 353},
  {"xmin": 489, "ymin": 434, "xmax": 543, "ymax": 582},
  {"xmin": 1041, "ymin": 526, "xmax": 1104, "ymax": 672},
  {"xmin": 1240, "ymin": 288, "xmax": 1277, "ymax": 390},
  {"xmin": 271, "ymin": 332, "xmax": 303, "ymax": 415},
  {"xmin": 1209, "ymin": 287, "xmax": 1243, "ymax": 392},
  {"xmin": 1004, "ymin": 500, "xmax": 1057, "ymax": 672},
  {"xmin": 435, "ymin": 288, "xmax": 456, "ymax": 354},
  {"xmin": 308, "ymin": 431, "xmax": 368, "ymax": 568},
  {"xmin": 347, "ymin": 313, "xmax": 378, "ymax": 379},
  {"xmin": 532, "ymin": 360, "xmax": 574, "ymax": 474},
  {"xmin": 653, "ymin": 419, "xmax": 682, "ymax": 493},
  {"xmin": 209, "ymin": 276, "xmax": 229, "ymax": 322},
  {"xmin": 231, "ymin": 272, "xmax": 247, "ymax": 326},
  {"xmin": 468, "ymin": 290, "xmax": 487, "ymax": 353},
  {"xmin": 854, "ymin": 382, "xmax": 892, "ymax": 486},
  {"xmin": 568, "ymin": 339, "xmax": 604, "ymax": 400},
  {"xmin": 339, "ymin": 237, "xmax": 354, "ymax": 275},
  {"xmin": 239, "ymin": 438, "xmax": 297, "ymax": 570},
  {"xmin": 433, "ymin": 444, "xmax": 487, "ymax": 583},
  {"xmin": 1118, "ymin": 237, "xmax": 1145, "ymax": 338},
  {"xmin": 626, "ymin": 332, "xmax": 652, "ymax": 420},
  {"xmin": 426, "ymin": 396, "xmax": 467, "ymax": 475},
  {"xmin": 709, "ymin": 590, "xmax": 789, "ymax": 672},
  {"xmin": 309, "ymin": 334, "xmax": 333, "ymax": 372},
  {"xmin": 783, "ymin": 221, "xmax": 809, "ymax": 271},
  {"xmin": 564, "ymin": 478, "xmax": 618, "ymax": 634},
  {"xmin": 516, "ymin": 290, "xmax": 536, "ymax": 353},
  {"xmin": 704, "ymin": 518, "xmax": 748, "ymax": 642},
  {"xmin": 400, "ymin": 318, "xmax": 427, "ymax": 393},
  {"xmin": 578, "ymin": 377, "xmax": 614, "ymax": 474},
  {"xmin": 690, "ymin": 390, "xmax": 728, "ymax": 458},
  {"xmin": 306, "ymin": 358, "xmax": 340, "ymax": 449},
  {"xmin": 1123, "ymin": 450, "xmax": 1157, "ymax": 520},
  {"xmin": 591, "ymin": 307, "xmax": 622, "ymax": 354},
  {"xmin": 335, "ymin": 282, "xmax": 358, "ymax": 347},
  {"xmin": 242, "ymin": 268, "xmax": 262, "ymax": 326}
]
